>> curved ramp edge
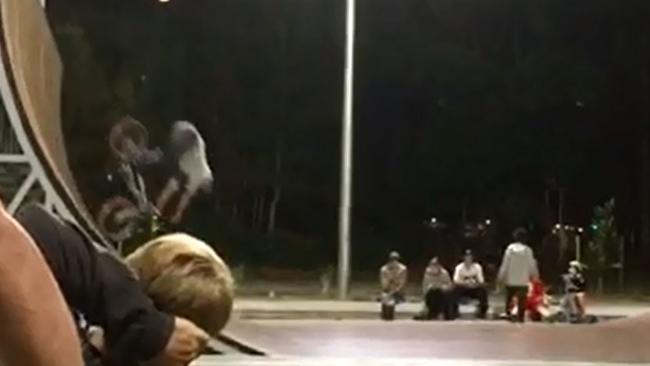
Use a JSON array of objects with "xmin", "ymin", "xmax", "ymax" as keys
[{"xmin": 0, "ymin": 0, "xmax": 106, "ymax": 245}]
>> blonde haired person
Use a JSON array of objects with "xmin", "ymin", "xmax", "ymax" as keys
[
  {"xmin": 126, "ymin": 233, "xmax": 234, "ymax": 337},
  {"xmin": 15, "ymin": 203, "xmax": 234, "ymax": 366}
]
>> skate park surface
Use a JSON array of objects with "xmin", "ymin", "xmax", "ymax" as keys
[{"xmin": 198, "ymin": 299, "xmax": 650, "ymax": 366}]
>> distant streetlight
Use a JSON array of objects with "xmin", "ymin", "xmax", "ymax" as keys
[
  {"xmin": 575, "ymin": 233, "xmax": 582, "ymax": 262},
  {"xmin": 485, "ymin": 219, "xmax": 492, "ymax": 226},
  {"xmin": 431, "ymin": 217, "xmax": 437, "ymax": 224}
]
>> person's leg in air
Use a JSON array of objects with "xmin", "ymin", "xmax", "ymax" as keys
[
  {"xmin": 167, "ymin": 121, "xmax": 213, "ymax": 224},
  {"xmin": 171, "ymin": 186, "xmax": 199, "ymax": 224},
  {"xmin": 171, "ymin": 158, "xmax": 213, "ymax": 224},
  {"xmin": 156, "ymin": 177, "xmax": 181, "ymax": 216}
]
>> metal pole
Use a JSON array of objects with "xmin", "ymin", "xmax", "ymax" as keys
[
  {"xmin": 558, "ymin": 188, "xmax": 565, "ymax": 226},
  {"xmin": 575, "ymin": 234, "xmax": 581, "ymax": 262},
  {"xmin": 338, "ymin": 0, "xmax": 356, "ymax": 300},
  {"xmin": 619, "ymin": 236, "xmax": 625, "ymax": 292},
  {"xmin": 558, "ymin": 188, "xmax": 567, "ymax": 260}
]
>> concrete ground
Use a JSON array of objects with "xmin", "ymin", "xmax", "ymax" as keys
[
  {"xmin": 194, "ymin": 357, "xmax": 646, "ymax": 366},
  {"xmin": 195, "ymin": 298, "xmax": 650, "ymax": 365},
  {"xmin": 233, "ymin": 297, "xmax": 650, "ymax": 319}
]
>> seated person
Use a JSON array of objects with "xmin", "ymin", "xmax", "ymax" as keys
[
  {"xmin": 379, "ymin": 251, "xmax": 408, "ymax": 304},
  {"xmin": 453, "ymin": 250, "xmax": 489, "ymax": 319},
  {"xmin": 421, "ymin": 257, "xmax": 454, "ymax": 320},
  {"xmin": 14, "ymin": 203, "xmax": 234, "ymax": 365},
  {"xmin": 509, "ymin": 279, "xmax": 552, "ymax": 322},
  {"xmin": 0, "ymin": 201, "xmax": 84, "ymax": 366},
  {"xmin": 562, "ymin": 260, "xmax": 587, "ymax": 321}
]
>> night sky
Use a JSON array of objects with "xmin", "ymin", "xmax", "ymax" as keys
[{"xmin": 48, "ymin": 0, "xmax": 650, "ymax": 271}]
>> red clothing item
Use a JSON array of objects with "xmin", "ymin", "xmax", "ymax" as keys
[
  {"xmin": 526, "ymin": 280, "xmax": 546, "ymax": 321},
  {"xmin": 510, "ymin": 280, "xmax": 547, "ymax": 321}
]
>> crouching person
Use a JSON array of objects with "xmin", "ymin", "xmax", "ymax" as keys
[
  {"xmin": 421, "ymin": 257, "xmax": 454, "ymax": 320},
  {"xmin": 15, "ymin": 204, "xmax": 234, "ymax": 365},
  {"xmin": 379, "ymin": 251, "xmax": 407, "ymax": 320},
  {"xmin": 561, "ymin": 260, "xmax": 588, "ymax": 322},
  {"xmin": 380, "ymin": 251, "xmax": 408, "ymax": 304}
]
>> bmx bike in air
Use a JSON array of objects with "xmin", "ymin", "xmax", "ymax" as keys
[
  {"xmin": 97, "ymin": 116, "xmax": 165, "ymax": 252},
  {"xmin": 97, "ymin": 116, "xmax": 213, "ymax": 253}
]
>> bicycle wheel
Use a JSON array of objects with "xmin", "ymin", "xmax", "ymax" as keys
[{"xmin": 97, "ymin": 196, "xmax": 140, "ymax": 243}]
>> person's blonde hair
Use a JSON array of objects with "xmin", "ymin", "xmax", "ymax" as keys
[{"xmin": 125, "ymin": 233, "xmax": 234, "ymax": 337}]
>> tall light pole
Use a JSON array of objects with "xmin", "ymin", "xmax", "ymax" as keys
[{"xmin": 338, "ymin": 0, "xmax": 356, "ymax": 299}]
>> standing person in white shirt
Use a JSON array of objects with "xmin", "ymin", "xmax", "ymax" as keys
[
  {"xmin": 498, "ymin": 227, "xmax": 539, "ymax": 322},
  {"xmin": 453, "ymin": 250, "xmax": 489, "ymax": 319}
]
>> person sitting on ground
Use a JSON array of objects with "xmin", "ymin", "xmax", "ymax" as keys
[
  {"xmin": 562, "ymin": 260, "xmax": 587, "ymax": 321},
  {"xmin": 497, "ymin": 227, "xmax": 539, "ymax": 322},
  {"xmin": 0, "ymin": 200, "xmax": 84, "ymax": 366},
  {"xmin": 509, "ymin": 279, "xmax": 552, "ymax": 322},
  {"xmin": 14, "ymin": 203, "xmax": 234, "ymax": 366},
  {"xmin": 380, "ymin": 251, "xmax": 408, "ymax": 304},
  {"xmin": 453, "ymin": 250, "xmax": 489, "ymax": 319},
  {"xmin": 421, "ymin": 257, "xmax": 454, "ymax": 320}
]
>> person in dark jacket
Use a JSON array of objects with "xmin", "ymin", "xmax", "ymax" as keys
[{"xmin": 14, "ymin": 204, "xmax": 233, "ymax": 365}]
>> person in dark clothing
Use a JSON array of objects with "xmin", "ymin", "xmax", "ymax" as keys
[
  {"xmin": 16, "ymin": 204, "xmax": 174, "ymax": 365},
  {"xmin": 421, "ymin": 257, "xmax": 454, "ymax": 320},
  {"xmin": 15, "ymin": 204, "xmax": 233, "ymax": 365}
]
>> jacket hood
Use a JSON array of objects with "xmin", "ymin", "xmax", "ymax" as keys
[{"xmin": 509, "ymin": 242, "xmax": 529, "ymax": 253}]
